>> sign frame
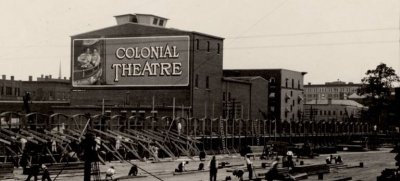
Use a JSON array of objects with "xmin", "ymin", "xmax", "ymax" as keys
[{"xmin": 71, "ymin": 35, "xmax": 190, "ymax": 88}]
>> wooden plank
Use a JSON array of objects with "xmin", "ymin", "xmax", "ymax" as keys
[
  {"xmin": 29, "ymin": 129, "xmax": 65, "ymax": 144},
  {"xmin": 44, "ymin": 130, "xmax": 72, "ymax": 143},
  {"xmin": 0, "ymin": 138, "xmax": 11, "ymax": 145},
  {"xmin": 20, "ymin": 129, "xmax": 48, "ymax": 143},
  {"xmin": 0, "ymin": 129, "xmax": 38, "ymax": 144}
]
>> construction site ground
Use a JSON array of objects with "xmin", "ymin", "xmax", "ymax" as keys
[{"xmin": 11, "ymin": 148, "xmax": 395, "ymax": 181}]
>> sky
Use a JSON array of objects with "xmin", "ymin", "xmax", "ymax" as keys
[{"xmin": 0, "ymin": 0, "xmax": 399, "ymax": 84}]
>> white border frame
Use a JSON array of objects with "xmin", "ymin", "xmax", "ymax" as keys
[{"xmin": 72, "ymin": 35, "xmax": 190, "ymax": 88}]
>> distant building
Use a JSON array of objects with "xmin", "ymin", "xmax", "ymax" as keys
[
  {"xmin": 22, "ymin": 75, "xmax": 71, "ymax": 101},
  {"xmin": 304, "ymin": 80, "xmax": 362, "ymax": 102},
  {"xmin": 304, "ymin": 99, "xmax": 367, "ymax": 122},
  {"xmin": 223, "ymin": 69, "xmax": 306, "ymax": 122},
  {"xmin": 0, "ymin": 75, "xmax": 22, "ymax": 100},
  {"xmin": 222, "ymin": 77, "xmax": 268, "ymax": 120},
  {"xmin": 0, "ymin": 75, "xmax": 70, "ymax": 113}
]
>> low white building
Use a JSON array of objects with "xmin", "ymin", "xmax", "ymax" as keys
[{"xmin": 304, "ymin": 99, "xmax": 367, "ymax": 122}]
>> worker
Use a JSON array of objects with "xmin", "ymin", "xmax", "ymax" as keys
[
  {"xmin": 115, "ymin": 136, "xmax": 122, "ymax": 150},
  {"xmin": 336, "ymin": 155, "xmax": 343, "ymax": 164},
  {"xmin": 326, "ymin": 156, "xmax": 332, "ymax": 164},
  {"xmin": 232, "ymin": 169, "xmax": 244, "ymax": 181},
  {"xmin": 208, "ymin": 156, "xmax": 218, "ymax": 181},
  {"xmin": 95, "ymin": 135, "xmax": 101, "ymax": 151},
  {"xmin": 175, "ymin": 161, "xmax": 189, "ymax": 172},
  {"xmin": 105, "ymin": 166, "xmax": 115, "ymax": 180},
  {"xmin": 41, "ymin": 164, "xmax": 51, "ymax": 181},
  {"xmin": 128, "ymin": 165, "xmax": 138, "ymax": 176},
  {"xmin": 177, "ymin": 121, "xmax": 182, "ymax": 135},
  {"xmin": 20, "ymin": 137, "xmax": 27, "ymax": 151},
  {"xmin": 153, "ymin": 146, "xmax": 159, "ymax": 161},
  {"xmin": 265, "ymin": 159, "xmax": 279, "ymax": 181},
  {"xmin": 245, "ymin": 155, "xmax": 253, "ymax": 180},
  {"xmin": 51, "ymin": 139, "xmax": 57, "ymax": 153}
]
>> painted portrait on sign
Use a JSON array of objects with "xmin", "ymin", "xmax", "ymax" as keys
[{"xmin": 72, "ymin": 39, "xmax": 106, "ymax": 86}]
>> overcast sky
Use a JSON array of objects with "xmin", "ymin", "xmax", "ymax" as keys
[{"xmin": 0, "ymin": 0, "xmax": 399, "ymax": 84}]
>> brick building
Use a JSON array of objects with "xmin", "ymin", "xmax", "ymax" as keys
[
  {"xmin": 0, "ymin": 75, "xmax": 71, "ymax": 101},
  {"xmin": 62, "ymin": 14, "xmax": 224, "ymax": 118},
  {"xmin": 223, "ymin": 69, "xmax": 306, "ymax": 122},
  {"xmin": 22, "ymin": 75, "xmax": 71, "ymax": 101}
]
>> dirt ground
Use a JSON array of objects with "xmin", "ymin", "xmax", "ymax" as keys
[{"xmin": 12, "ymin": 148, "xmax": 396, "ymax": 181}]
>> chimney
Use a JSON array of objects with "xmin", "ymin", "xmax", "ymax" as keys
[
  {"xmin": 114, "ymin": 14, "xmax": 168, "ymax": 27},
  {"xmin": 49, "ymin": 75, "xmax": 52, "ymax": 79},
  {"xmin": 41, "ymin": 74, "xmax": 44, "ymax": 78},
  {"xmin": 64, "ymin": 77, "xmax": 66, "ymax": 80},
  {"xmin": 45, "ymin": 75, "xmax": 49, "ymax": 79},
  {"xmin": 2, "ymin": 75, "xmax": 5, "ymax": 80},
  {"xmin": 10, "ymin": 76, "xmax": 14, "ymax": 81},
  {"xmin": 29, "ymin": 76, "xmax": 33, "ymax": 81},
  {"xmin": 308, "ymin": 82, "xmax": 311, "ymax": 85}
]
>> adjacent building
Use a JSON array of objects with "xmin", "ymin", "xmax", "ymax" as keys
[
  {"xmin": 304, "ymin": 99, "xmax": 366, "ymax": 122},
  {"xmin": 304, "ymin": 80, "xmax": 362, "ymax": 102},
  {"xmin": 223, "ymin": 69, "xmax": 306, "ymax": 122},
  {"xmin": 0, "ymin": 75, "xmax": 22, "ymax": 100},
  {"xmin": 0, "ymin": 75, "xmax": 71, "ymax": 113},
  {"xmin": 222, "ymin": 76, "xmax": 268, "ymax": 120}
]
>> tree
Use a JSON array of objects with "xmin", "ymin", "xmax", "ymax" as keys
[{"xmin": 358, "ymin": 63, "xmax": 399, "ymax": 129}]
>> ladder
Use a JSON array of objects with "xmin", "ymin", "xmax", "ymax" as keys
[
  {"xmin": 91, "ymin": 161, "xmax": 101, "ymax": 181},
  {"xmin": 219, "ymin": 119, "xmax": 227, "ymax": 154}
]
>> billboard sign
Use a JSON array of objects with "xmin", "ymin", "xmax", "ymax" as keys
[{"xmin": 72, "ymin": 36, "xmax": 190, "ymax": 87}]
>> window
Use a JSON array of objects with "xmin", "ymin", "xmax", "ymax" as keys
[
  {"xmin": 333, "ymin": 111, "xmax": 336, "ymax": 115},
  {"xmin": 196, "ymin": 39, "xmax": 199, "ymax": 50},
  {"xmin": 217, "ymin": 43, "xmax": 220, "ymax": 54},
  {"xmin": 6, "ymin": 87, "xmax": 12, "ymax": 95},
  {"xmin": 159, "ymin": 19, "xmax": 164, "ymax": 26},
  {"xmin": 195, "ymin": 74, "xmax": 199, "ymax": 88},
  {"xmin": 228, "ymin": 92, "xmax": 231, "ymax": 101},
  {"xmin": 14, "ymin": 88, "xmax": 19, "ymax": 96},
  {"xmin": 153, "ymin": 18, "xmax": 158, "ymax": 25},
  {"xmin": 292, "ymin": 99, "xmax": 295, "ymax": 106},
  {"xmin": 298, "ymin": 80, "xmax": 300, "ymax": 89},
  {"xmin": 270, "ymin": 77, "xmax": 276, "ymax": 84},
  {"xmin": 0, "ymin": 87, "xmax": 3, "ymax": 95},
  {"xmin": 290, "ymin": 91, "xmax": 293, "ymax": 97},
  {"xmin": 291, "ymin": 79, "xmax": 294, "ymax": 88},
  {"xmin": 223, "ymin": 92, "xmax": 226, "ymax": 101},
  {"xmin": 206, "ymin": 76, "xmax": 209, "ymax": 88},
  {"xmin": 207, "ymin": 41, "xmax": 210, "ymax": 52},
  {"xmin": 285, "ymin": 78, "xmax": 288, "ymax": 88}
]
